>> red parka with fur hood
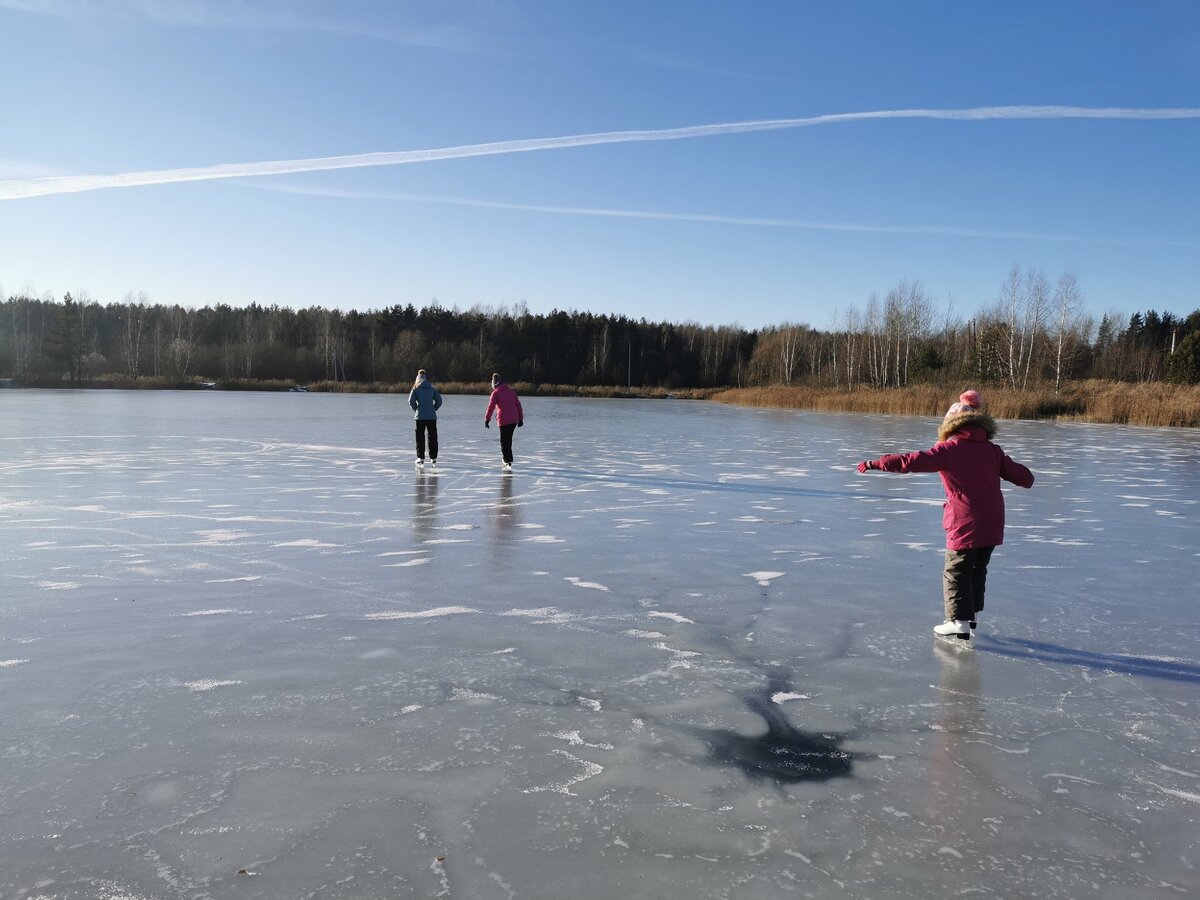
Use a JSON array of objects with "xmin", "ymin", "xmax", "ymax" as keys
[{"xmin": 866, "ymin": 411, "xmax": 1034, "ymax": 550}]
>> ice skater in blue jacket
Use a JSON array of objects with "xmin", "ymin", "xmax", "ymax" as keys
[{"xmin": 408, "ymin": 369, "xmax": 443, "ymax": 469}]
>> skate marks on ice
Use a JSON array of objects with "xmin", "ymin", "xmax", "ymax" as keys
[{"xmin": 2, "ymin": 396, "xmax": 1199, "ymax": 897}]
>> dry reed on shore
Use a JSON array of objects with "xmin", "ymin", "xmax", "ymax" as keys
[{"xmin": 711, "ymin": 381, "xmax": 1200, "ymax": 428}]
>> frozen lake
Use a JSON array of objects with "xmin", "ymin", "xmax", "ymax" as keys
[{"xmin": 1, "ymin": 390, "xmax": 1197, "ymax": 899}]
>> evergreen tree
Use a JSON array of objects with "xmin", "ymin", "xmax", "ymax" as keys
[
  {"xmin": 1165, "ymin": 331, "xmax": 1200, "ymax": 385},
  {"xmin": 48, "ymin": 292, "xmax": 83, "ymax": 382}
]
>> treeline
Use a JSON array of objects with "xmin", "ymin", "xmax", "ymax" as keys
[
  {"xmin": 749, "ymin": 268, "xmax": 1200, "ymax": 390},
  {"xmin": 0, "ymin": 291, "xmax": 751, "ymax": 389},
  {"xmin": 2, "ymin": 267, "xmax": 1198, "ymax": 390}
]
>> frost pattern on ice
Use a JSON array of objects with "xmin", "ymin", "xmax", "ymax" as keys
[
  {"xmin": 450, "ymin": 687, "xmax": 501, "ymax": 701},
  {"xmin": 523, "ymin": 750, "xmax": 605, "ymax": 796},
  {"xmin": 364, "ymin": 606, "xmax": 477, "ymax": 620},
  {"xmin": 5, "ymin": 395, "xmax": 1199, "ymax": 897},
  {"xmin": 565, "ymin": 576, "xmax": 609, "ymax": 591},
  {"xmin": 744, "ymin": 571, "xmax": 785, "ymax": 586},
  {"xmin": 648, "ymin": 611, "xmax": 694, "ymax": 624},
  {"xmin": 179, "ymin": 609, "xmax": 236, "ymax": 617},
  {"xmin": 184, "ymin": 679, "xmax": 244, "ymax": 692}
]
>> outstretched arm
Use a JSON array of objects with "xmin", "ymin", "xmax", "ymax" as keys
[
  {"xmin": 1000, "ymin": 453, "xmax": 1034, "ymax": 488},
  {"xmin": 859, "ymin": 444, "xmax": 948, "ymax": 475},
  {"xmin": 881, "ymin": 446, "xmax": 951, "ymax": 474}
]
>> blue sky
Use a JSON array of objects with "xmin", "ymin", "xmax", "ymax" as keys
[{"xmin": 1, "ymin": 0, "xmax": 1197, "ymax": 329}]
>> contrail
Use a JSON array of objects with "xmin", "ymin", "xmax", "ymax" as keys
[
  {"xmin": 1, "ymin": 105, "xmax": 1196, "ymax": 201},
  {"xmin": 248, "ymin": 181, "xmax": 1192, "ymax": 246}
]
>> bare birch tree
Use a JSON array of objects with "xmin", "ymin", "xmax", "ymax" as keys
[
  {"xmin": 838, "ymin": 306, "xmax": 860, "ymax": 390},
  {"xmin": 779, "ymin": 324, "xmax": 804, "ymax": 385},
  {"xmin": 1021, "ymin": 268, "xmax": 1049, "ymax": 389},
  {"xmin": 1051, "ymin": 270, "xmax": 1084, "ymax": 393},
  {"xmin": 167, "ymin": 306, "xmax": 202, "ymax": 378},
  {"xmin": 120, "ymin": 291, "xmax": 148, "ymax": 378}
]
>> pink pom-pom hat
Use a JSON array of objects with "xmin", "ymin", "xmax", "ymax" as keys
[{"xmin": 944, "ymin": 389, "xmax": 983, "ymax": 419}]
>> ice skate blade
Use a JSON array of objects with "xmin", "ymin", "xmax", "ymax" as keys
[{"xmin": 934, "ymin": 632, "xmax": 973, "ymax": 649}]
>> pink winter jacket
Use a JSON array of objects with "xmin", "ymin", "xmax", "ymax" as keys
[
  {"xmin": 871, "ymin": 416, "xmax": 1034, "ymax": 550},
  {"xmin": 484, "ymin": 382, "xmax": 524, "ymax": 427}
]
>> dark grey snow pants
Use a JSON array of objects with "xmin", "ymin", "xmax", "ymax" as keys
[{"xmin": 943, "ymin": 546, "xmax": 995, "ymax": 622}]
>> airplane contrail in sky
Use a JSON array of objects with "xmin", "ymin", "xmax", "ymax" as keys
[
  {"xmin": 1, "ymin": 105, "xmax": 1196, "ymax": 201},
  {"xmin": 247, "ymin": 181, "xmax": 1193, "ymax": 246}
]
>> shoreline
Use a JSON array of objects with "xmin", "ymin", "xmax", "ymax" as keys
[
  {"xmin": 711, "ymin": 381, "xmax": 1200, "ymax": 428},
  {"xmin": 5, "ymin": 378, "xmax": 1198, "ymax": 427},
  {"xmin": 0, "ymin": 378, "xmax": 718, "ymax": 400}
]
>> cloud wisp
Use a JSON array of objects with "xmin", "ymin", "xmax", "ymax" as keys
[
  {"xmin": 2, "ymin": 105, "xmax": 1197, "ymax": 202},
  {"xmin": 247, "ymin": 181, "xmax": 1192, "ymax": 247},
  {"xmin": 0, "ymin": 0, "xmax": 472, "ymax": 48}
]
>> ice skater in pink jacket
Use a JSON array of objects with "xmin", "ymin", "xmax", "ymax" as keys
[
  {"xmin": 484, "ymin": 373, "xmax": 524, "ymax": 471},
  {"xmin": 857, "ymin": 390, "xmax": 1034, "ymax": 642}
]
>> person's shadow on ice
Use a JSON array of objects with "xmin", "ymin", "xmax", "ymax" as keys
[{"xmin": 976, "ymin": 636, "xmax": 1200, "ymax": 684}]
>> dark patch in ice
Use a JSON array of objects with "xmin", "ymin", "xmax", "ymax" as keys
[
  {"xmin": 698, "ymin": 676, "xmax": 853, "ymax": 783},
  {"xmin": 978, "ymin": 636, "xmax": 1200, "ymax": 684}
]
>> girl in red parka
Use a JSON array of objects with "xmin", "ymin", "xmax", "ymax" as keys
[
  {"xmin": 857, "ymin": 390, "xmax": 1034, "ymax": 641},
  {"xmin": 484, "ymin": 373, "xmax": 524, "ymax": 472}
]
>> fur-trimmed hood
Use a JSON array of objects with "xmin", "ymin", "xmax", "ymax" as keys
[{"xmin": 938, "ymin": 410, "xmax": 997, "ymax": 442}]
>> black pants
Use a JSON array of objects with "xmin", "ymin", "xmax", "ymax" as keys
[
  {"xmin": 415, "ymin": 420, "xmax": 438, "ymax": 460},
  {"xmin": 499, "ymin": 423, "xmax": 516, "ymax": 464},
  {"xmin": 943, "ymin": 546, "xmax": 995, "ymax": 622}
]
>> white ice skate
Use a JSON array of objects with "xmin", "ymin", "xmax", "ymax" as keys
[
  {"xmin": 429, "ymin": 459, "xmax": 437, "ymax": 470},
  {"xmin": 415, "ymin": 458, "xmax": 424, "ymax": 469},
  {"xmin": 933, "ymin": 619, "xmax": 972, "ymax": 642},
  {"xmin": 503, "ymin": 462, "xmax": 513, "ymax": 473}
]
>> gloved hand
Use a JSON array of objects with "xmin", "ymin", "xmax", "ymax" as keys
[
  {"xmin": 857, "ymin": 460, "xmax": 876, "ymax": 473},
  {"xmin": 484, "ymin": 420, "xmax": 490, "ymax": 428},
  {"xmin": 517, "ymin": 420, "xmax": 523, "ymax": 428}
]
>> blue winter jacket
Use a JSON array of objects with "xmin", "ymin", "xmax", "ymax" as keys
[{"xmin": 408, "ymin": 380, "xmax": 443, "ymax": 420}]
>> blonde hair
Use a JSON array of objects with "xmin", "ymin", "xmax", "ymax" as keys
[{"xmin": 412, "ymin": 369, "xmax": 428, "ymax": 389}]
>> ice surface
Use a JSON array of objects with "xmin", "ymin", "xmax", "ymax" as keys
[{"xmin": 0, "ymin": 390, "xmax": 1197, "ymax": 898}]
